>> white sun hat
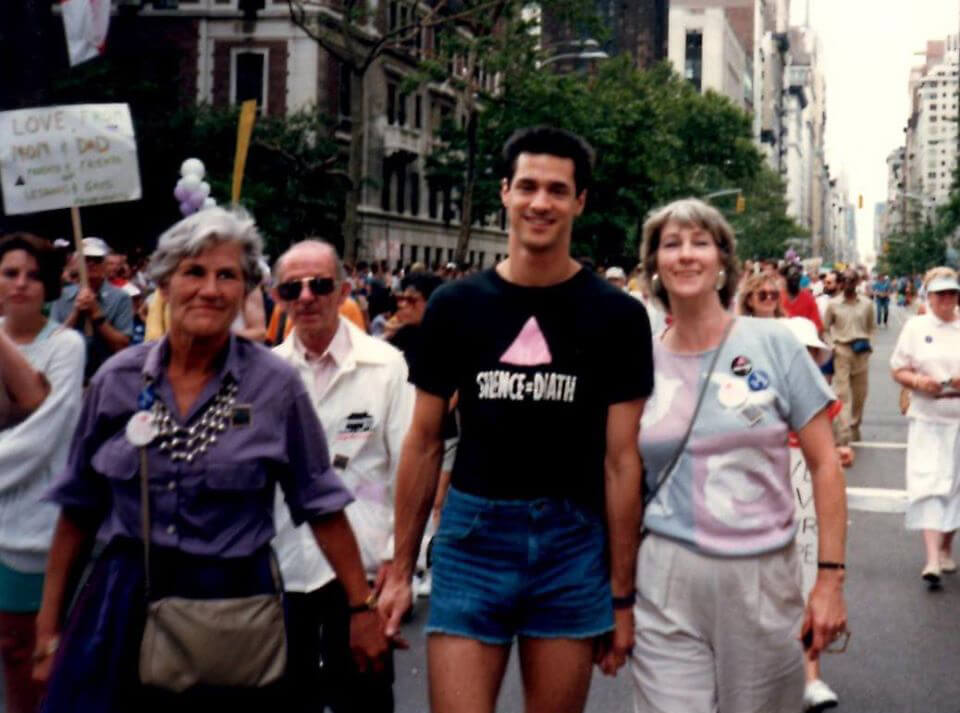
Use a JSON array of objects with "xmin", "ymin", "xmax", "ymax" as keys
[{"xmin": 781, "ymin": 316, "xmax": 831, "ymax": 365}]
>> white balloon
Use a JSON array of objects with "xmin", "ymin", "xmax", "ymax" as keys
[
  {"xmin": 180, "ymin": 174, "xmax": 202, "ymax": 192},
  {"xmin": 180, "ymin": 158, "xmax": 206, "ymax": 179},
  {"xmin": 197, "ymin": 181, "xmax": 211, "ymax": 199},
  {"xmin": 203, "ymin": 197, "xmax": 217, "ymax": 209}
]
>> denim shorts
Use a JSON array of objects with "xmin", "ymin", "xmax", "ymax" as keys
[{"xmin": 426, "ymin": 487, "xmax": 613, "ymax": 645}]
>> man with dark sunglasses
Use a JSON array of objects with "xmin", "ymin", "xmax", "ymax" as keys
[{"xmin": 270, "ymin": 239, "xmax": 414, "ymax": 713}]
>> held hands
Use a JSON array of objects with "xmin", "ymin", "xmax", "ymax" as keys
[
  {"xmin": 31, "ymin": 629, "xmax": 59, "ymax": 686},
  {"xmin": 376, "ymin": 570, "xmax": 413, "ymax": 648},
  {"xmin": 594, "ymin": 608, "xmax": 633, "ymax": 676},
  {"xmin": 799, "ymin": 573, "xmax": 847, "ymax": 659},
  {"xmin": 349, "ymin": 609, "xmax": 391, "ymax": 674}
]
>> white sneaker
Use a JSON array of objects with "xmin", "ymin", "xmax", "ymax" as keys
[{"xmin": 803, "ymin": 679, "xmax": 839, "ymax": 712}]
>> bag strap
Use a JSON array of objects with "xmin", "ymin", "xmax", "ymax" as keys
[
  {"xmin": 139, "ymin": 447, "xmax": 152, "ymax": 599},
  {"xmin": 644, "ymin": 317, "xmax": 736, "ymax": 507}
]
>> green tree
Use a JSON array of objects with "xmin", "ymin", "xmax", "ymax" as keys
[{"xmin": 428, "ymin": 56, "xmax": 805, "ymax": 264}]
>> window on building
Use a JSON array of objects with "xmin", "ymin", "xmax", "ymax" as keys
[
  {"xmin": 447, "ymin": 248, "xmax": 454, "ymax": 261},
  {"xmin": 387, "ymin": 82, "xmax": 397, "ymax": 124},
  {"xmin": 338, "ymin": 63, "xmax": 352, "ymax": 126},
  {"xmin": 684, "ymin": 31, "xmax": 703, "ymax": 92},
  {"xmin": 477, "ymin": 251, "xmax": 485, "ymax": 268},
  {"xmin": 396, "ymin": 166, "xmax": 406, "ymax": 213},
  {"xmin": 423, "ymin": 246, "xmax": 431, "ymax": 266},
  {"xmin": 409, "ymin": 245, "xmax": 418, "ymax": 263},
  {"xmin": 414, "ymin": 95, "xmax": 422, "ymax": 129},
  {"xmin": 428, "ymin": 180, "xmax": 438, "ymax": 219},
  {"xmin": 469, "ymin": 250, "xmax": 475, "ymax": 266},
  {"xmin": 398, "ymin": 92, "xmax": 408, "ymax": 126},
  {"xmin": 409, "ymin": 171, "xmax": 420, "ymax": 215},
  {"xmin": 231, "ymin": 49, "xmax": 268, "ymax": 114}
]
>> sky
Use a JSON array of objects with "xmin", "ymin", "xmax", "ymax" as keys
[{"xmin": 796, "ymin": 0, "xmax": 960, "ymax": 261}]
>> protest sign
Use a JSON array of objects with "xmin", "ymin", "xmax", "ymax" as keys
[
  {"xmin": 790, "ymin": 446, "xmax": 819, "ymax": 597},
  {"xmin": 0, "ymin": 103, "xmax": 141, "ymax": 216}
]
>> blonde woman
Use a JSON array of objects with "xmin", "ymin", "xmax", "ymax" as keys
[
  {"xmin": 890, "ymin": 266, "xmax": 960, "ymax": 587},
  {"xmin": 738, "ymin": 273, "xmax": 786, "ymax": 318},
  {"xmin": 633, "ymin": 198, "xmax": 847, "ymax": 713}
]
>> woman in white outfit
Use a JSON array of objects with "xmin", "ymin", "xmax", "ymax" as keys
[{"xmin": 890, "ymin": 266, "xmax": 960, "ymax": 587}]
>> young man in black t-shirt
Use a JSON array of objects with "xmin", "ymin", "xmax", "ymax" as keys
[{"xmin": 379, "ymin": 127, "xmax": 654, "ymax": 713}]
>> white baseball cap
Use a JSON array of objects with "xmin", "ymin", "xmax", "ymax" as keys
[
  {"xmin": 927, "ymin": 276, "xmax": 960, "ymax": 293},
  {"xmin": 82, "ymin": 237, "xmax": 110, "ymax": 257},
  {"xmin": 605, "ymin": 266, "xmax": 627, "ymax": 281},
  {"xmin": 781, "ymin": 317, "xmax": 831, "ymax": 365}
]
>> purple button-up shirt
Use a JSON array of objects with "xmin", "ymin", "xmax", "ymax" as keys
[{"xmin": 48, "ymin": 335, "xmax": 353, "ymax": 558}]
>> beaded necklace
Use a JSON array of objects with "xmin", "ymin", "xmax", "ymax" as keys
[{"xmin": 150, "ymin": 379, "xmax": 239, "ymax": 463}]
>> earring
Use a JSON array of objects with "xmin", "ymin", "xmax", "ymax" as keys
[
  {"xmin": 651, "ymin": 273, "xmax": 661, "ymax": 294},
  {"xmin": 716, "ymin": 269, "xmax": 727, "ymax": 291}
]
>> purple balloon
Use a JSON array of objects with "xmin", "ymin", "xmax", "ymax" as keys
[
  {"xmin": 174, "ymin": 185, "xmax": 190, "ymax": 202},
  {"xmin": 189, "ymin": 192, "xmax": 207, "ymax": 210},
  {"xmin": 179, "ymin": 200, "xmax": 194, "ymax": 216}
]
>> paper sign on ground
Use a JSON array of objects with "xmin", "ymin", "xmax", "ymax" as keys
[{"xmin": 0, "ymin": 103, "xmax": 141, "ymax": 215}]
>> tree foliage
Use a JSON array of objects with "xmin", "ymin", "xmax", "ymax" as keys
[{"xmin": 428, "ymin": 56, "xmax": 807, "ymax": 264}]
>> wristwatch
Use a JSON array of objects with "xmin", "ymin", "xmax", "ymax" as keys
[{"xmin": 347, "ymin": 591, "xmax": 378, "ymax": 615}]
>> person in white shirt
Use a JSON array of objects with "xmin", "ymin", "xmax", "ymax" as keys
[
  {"xmin": 0, "ymin": 233, "xmax": 84, "ymax": 713},
  {"xmin": 270, "ymin": 240, "xmax": 414, "ymax": 713}
]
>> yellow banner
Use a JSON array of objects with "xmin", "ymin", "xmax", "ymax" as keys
[{"xmin": 231, "ymin": 100, "xmax": 257, "ymax": 206}]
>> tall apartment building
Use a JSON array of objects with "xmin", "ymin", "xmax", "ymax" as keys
[
  {"xmin": 540, "ymin": 0, "xmax": 668, "ymax": 69},
  {"xmin": 886, "ymin": 35, "xmax": 959, "ymax": 241},
  {"xmin": 73, "ymin": 0, "xmax": 508, "ymax": 266},
  {"xmin": 667, "ymin": 4, "xmax": 753, "ymax": 111}
]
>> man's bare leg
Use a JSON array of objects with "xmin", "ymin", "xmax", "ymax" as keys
[
  {"xmin": 518, "ymin": 637, "xmax": 595, "ymax": 713},
  {"xmin": 428, "ymin": 634, "xmax": 511, "ymax": 713}
]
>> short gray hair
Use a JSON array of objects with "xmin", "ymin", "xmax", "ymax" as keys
[
  {"xmin": 639, "ymin": 197, "xmax": 740, "ymax": 311},
  {"xmin": 273, "ymin": 239, "xmax": 346, "ymax": 285},
  {"xmin": 146, "ymin": 207, "xmax": 264, "ymax": 292}
]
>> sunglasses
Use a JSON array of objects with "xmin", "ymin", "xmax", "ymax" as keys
[
  {"xmin": 754, "ymin": 290, "xmax": 780, "ymax": 302},
  {"xmin": 276, "ymin": 276, "xmax": 336, "ymax": 301}
]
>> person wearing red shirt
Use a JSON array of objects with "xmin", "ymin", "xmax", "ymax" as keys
[{"xmin": 782, "ymin": 263, "xmax": 823, "ymax": 333}]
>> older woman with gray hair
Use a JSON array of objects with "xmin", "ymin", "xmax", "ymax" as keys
[
  {"xmin": 632, "ymin": 198, "xmax": 848, "ymax": 713},
  {"xmin": 34, "ymin": 208, "xmax": 388, "ymax": 712}
]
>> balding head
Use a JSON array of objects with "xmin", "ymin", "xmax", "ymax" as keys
[{"xmin": 274, "ymin": 239, "xmax": 345, "ymax": 285}]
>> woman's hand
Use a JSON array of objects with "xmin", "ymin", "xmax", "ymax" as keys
[
  {"xmin": 800, "ymin": 571, "xmax": 847, "ymax": 659},
  {"xmin": 836, "ymin": 446, "xmax": 855, "ymax": 468},
  {"xmin": 31, "ymin": 628, "xmax": 59, "ymax": 685},
  {"xmin": 914, "ymin": 374, "xmax": 942, "ymax": 395}
]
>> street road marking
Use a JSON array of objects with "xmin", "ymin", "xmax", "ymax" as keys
[
  {"xmin": 851, "ymin": 441, "xmax": 906, "ymax": 449},
  {"xmin": 846, "ymin": 486, "xmax": 909, "ymax": 514}
]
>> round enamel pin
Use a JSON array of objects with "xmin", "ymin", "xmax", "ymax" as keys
[
  {"xmin": 717, "ymin": 379, "xmax": 748, "ymax": 409},
  {"xmin": 731, "ymin": 355, "xmax": 753, "ymax": 377},
  {"xmin": 126, "ymin": 410, "xmax": 158, "ymax": 447}
]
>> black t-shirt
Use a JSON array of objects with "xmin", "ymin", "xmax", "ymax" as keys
[{"xmin": 411, "ymin": 267, "xmax": 654, "ymax": 511}]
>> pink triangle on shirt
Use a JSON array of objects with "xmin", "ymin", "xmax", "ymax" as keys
[{"xmin": 500, "ymin": 316, "xmax": 552, "ymax": 366}]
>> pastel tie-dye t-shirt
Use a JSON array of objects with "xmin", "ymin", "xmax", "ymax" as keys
[{"xmin": 640, "ymin": 317, "xmax": 834, "ymax": 556}]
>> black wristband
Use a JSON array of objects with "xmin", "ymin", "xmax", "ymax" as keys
[
  {"xmin": 347, "ymin": 592, "xmax": 377, "ymax": 615},
  {"xmin": 612, "ymin": 591, "xmax": 636, "ymax": 609},
  {"xmin": 817, "ymin": 561, "xmax": 846, "ymax": 570}
]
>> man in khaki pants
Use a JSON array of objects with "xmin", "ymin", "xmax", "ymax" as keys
[{"xmin": 824, "ymin": 268, "xmax": 876, "ymax": 441}]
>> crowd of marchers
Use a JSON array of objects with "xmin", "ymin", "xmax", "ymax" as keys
[{"xmin": 0, "ymin": 125, "xmax": 956, "ymax": 713}]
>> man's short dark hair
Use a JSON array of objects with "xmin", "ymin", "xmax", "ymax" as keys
[
  {"xmin": 401, "ymin": 271, "xmax": 444, "ymax": 301},
  {"xmin": 502, "ymin": 126, "xmax": 595, "ymax": 195},
  {"xmin": 0, "ymin": 232, "xmax": 63, "ymax": 301}
]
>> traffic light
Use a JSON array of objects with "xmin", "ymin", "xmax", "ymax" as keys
[{"xmin": 735, "ymin": 194, "xmax": 746, "ymax": 213}]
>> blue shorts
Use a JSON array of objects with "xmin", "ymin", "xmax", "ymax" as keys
[{"xmin": 426, "ymin": 487, "xmax": 613, "ymax": 645}]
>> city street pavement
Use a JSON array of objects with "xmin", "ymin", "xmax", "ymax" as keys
[{"xmin": 394, "ymin": 303, "xmax": 960, "ymax": 713}]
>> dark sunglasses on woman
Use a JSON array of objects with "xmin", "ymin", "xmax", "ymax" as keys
[
  {"xmin": 276, "ymin": 276, "xmax": 336, "ymax": 301},
  {"xmin": 754, "ymin": 290, "xmax": 780, "ymax": 302}
]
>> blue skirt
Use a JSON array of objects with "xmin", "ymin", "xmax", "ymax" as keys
[{"xmin": 41, "ymin": 538, "xmax": 288, "ymax": 713}]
